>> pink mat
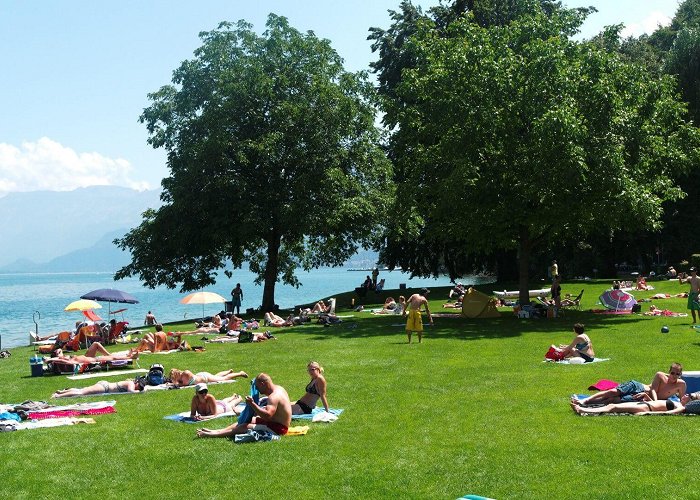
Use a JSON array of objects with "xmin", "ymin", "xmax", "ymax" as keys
[{"xmin": 588, "ymin": 379, "xmax": 619, "ymax": 391}]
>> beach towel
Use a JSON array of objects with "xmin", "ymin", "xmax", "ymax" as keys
[
  {"xmin": 233, "ymin": 429, "xmax": 280, "ymax": 443},
  {"xmin": 164, "ymin": 403, "xmax": 245, "ymax": 423},
  {"xmin": 0, "ymin": 417, "xmax": 96, "ymax": 432},
  {"xmin": 292, "ymin": 408, "xmax": 344, "ymax": 421},
  {"xmin": 237, "ymin": 379, "xmax": 260, "ymax": 424},
  {"xmin": 544, "ymin": 358, "xmax": 610, "ymax": 365},
  {"xmin": 588, "ymin": 379, "xmax": 619, "ymax": 391},
  {"xmin": 28, "ymin": 400, "xmax": 116, "ymax": 419},
  {"xmin": 287, "ymin": 425, "xmax": 310, "ymax": 436},
  {"xmin": 54, "ymin": 380, "xmax": 236, "ymax": 397},
  {"xmin": 68, "ymin": 368, "xmax": 147, "ymax": 380},
  {"xmin": 591, "ymin": 309, "xmax": 632, "ymax": 315}
]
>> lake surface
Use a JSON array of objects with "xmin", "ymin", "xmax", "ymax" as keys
[{"xmin": 0, "ymin": 269, "xmax": 493, "ymax": 349}]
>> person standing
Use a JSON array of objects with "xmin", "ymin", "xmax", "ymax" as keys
[
  {"xmin": 680, "ymin": 267, "xmax": 700, "ymax": 323},
  {"xmin": 403, "ymin": 288, "xmax": 433, "ymax": 344},
  {"xmin": 371, "ymin": 267, "xmax": 380, "ymax": 289},
  {"xmin": 231, "ymin": 283, "xmax": 244, "ymax": 315},
  {"xmin": 549, "ymin": 260, "xmax": 558, "ymax": 281}
]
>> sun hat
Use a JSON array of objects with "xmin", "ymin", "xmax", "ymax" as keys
[{"xmin": 195, "ymin": 383, "xmax": 208, "ymax": 393}]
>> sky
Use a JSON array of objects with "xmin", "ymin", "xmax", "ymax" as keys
[{"xmin": 0, "ymin": 0, "xmax": 683, "ymax": 196}]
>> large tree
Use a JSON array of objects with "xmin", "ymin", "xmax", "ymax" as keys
[
  {"xmin": 375, "ymin": 6, "xmax": 700, "ymax": 304},
  {"xmin": 115, "ymin": 15, "xmax": 392, "ymax": 310}
]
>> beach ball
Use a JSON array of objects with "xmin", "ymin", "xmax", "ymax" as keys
[{"xmin": 661, "ymin": 326, "xmax": 670, "ymax": 333}]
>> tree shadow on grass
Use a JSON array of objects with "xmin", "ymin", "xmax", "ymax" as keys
[{"xmin": 301, "ymin": 308, "xmax": 656, "ymax": 342}]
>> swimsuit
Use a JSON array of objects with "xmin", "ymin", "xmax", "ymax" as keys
[
  {"xmin": 406, "ymin": 309, "xmax": 423, "ymax": 332},
  {"xmin": 296, "ymin": 400, "xmax": 314, "ymax": 415},
  {"xmin": 216, "ymin": 401, "xmax": 232, "ymax": 414},
  {"xmin": 255, "ymin": 419, "xmax": 288, "ymax": 435},
  {"xmin": 305, "ymin": 379, "xmax": 320, "ymax": 396}
]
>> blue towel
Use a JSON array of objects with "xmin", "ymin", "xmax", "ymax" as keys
[
  {"xmin": 0, "ymin": 412, "xmax": 21, "ymax": 422},
  {"xmin": 291, "ymin": 408, "xmax": 344, "ymax": 420},
  {"xmin": 237, "ymin": 378, "xmax": 260, "ymax": 424}
]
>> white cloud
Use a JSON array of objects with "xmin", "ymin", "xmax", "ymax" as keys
[
  {"xmin": 621, "ymin": 11, "xmax": 672, "ymax": 38},
  {"xmin": 0, "ymin": 137, "xmax": 150, "ymax": 196}
]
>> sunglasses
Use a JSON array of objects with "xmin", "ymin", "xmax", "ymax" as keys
[
  {"xmin": 670, "ymin": 371, "xmax": 682, "ymax": 376},
  {"xmin": 197, "ymin": 390, "xmax": 208, "ymax": 394}
]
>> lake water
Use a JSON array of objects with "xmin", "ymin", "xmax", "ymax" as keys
[{"xmin": 0, "ymin": 269, "xmax": 492, "ymax": 349}]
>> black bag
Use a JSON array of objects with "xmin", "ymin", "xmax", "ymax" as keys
[
  {"xmin": 631, "ymin": 303, "xmax": 642, "ymax": 313},
  {"xmin": 145, "ymin": 364, "xmax": 166, "ymax": 385},
  {"xmin": 238, "ymin": 331, "xmax": 253, "ymax": 343}
]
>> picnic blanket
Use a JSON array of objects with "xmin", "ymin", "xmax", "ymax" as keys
[
  {"xmin": 544, "ymin": 358, "xmax": 610, "ymax": 365},
  {"xmin": 291, "ymin": 408, "xmax": 344, "ymax": 421}
]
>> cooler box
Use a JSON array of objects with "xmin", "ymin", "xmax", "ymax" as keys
[
  {"xmin": 684, "ymin": 371, "xmax": 700, "ymax": 393},
  {"xmin": 30, "ymin": 357, "xmax": 44, "ymax": 377}
]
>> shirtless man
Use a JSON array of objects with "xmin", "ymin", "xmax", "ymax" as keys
[
  {"xmin": 196, "ymin": 373, "xmax": 292, "ymax": 437},
  {"xmin": 575, "ymin": 363, "xmax": 685, "ymax": 405},
  {"xmin": 189, "ymin": 383, "xmax": 243, "ymax": 421},
  {"xmin": 403, "ymin": 288, "xmax": 433, "ymax": 344},
  {"xmin": 144, "ymin": 311, "xmax": 157, "ymax": 326},
  {"xmin": 680, "ymin": 267, "xmax": 700, "ymax": 323}
]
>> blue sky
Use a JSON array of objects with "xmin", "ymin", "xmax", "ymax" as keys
[{"xmin": 0, "ymin": 0, "xmax": 681, "ymax": 195}]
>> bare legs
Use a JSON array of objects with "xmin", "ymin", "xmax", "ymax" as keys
[
  {"xmin": 570, "ymin": 400, "xmax": 647, "ymax": 415},
  {"xmin": 85, "ymin": 342, "xmax": 111, "ymax": 357},
  {"xmin": 406, "ymin": 330, "xmax": 422, "ymax": 344},
  {"xmin": 200, "ymin": 370, "xmax": 248, "ymax": 383}
]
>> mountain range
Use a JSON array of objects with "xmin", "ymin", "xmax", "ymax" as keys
[{"xmin": 0, "ymin": 186, "xmax": 161, "ymax": 272}]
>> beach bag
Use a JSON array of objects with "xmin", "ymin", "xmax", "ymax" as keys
[
  {"xmin": 238, "ymin": 331, "xmax": 253, "ymax": 343},
  {"xmin": 545, "ymin": 346, "xmax": 565, "ymax": 361},
  {"xmin": 145, "ymin": 364, "xmax": 166, "ymax": 385}
]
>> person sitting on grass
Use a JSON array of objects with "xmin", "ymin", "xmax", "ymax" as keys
[
  {"xmin": 168, "ymin": 368, "xmax": 248, "ymax": 387},
  {"xmin": 49, "ymin": 342, "xmax": 138, "ymax": 364},
  {"xmin": 53, "ymin": 378, "xmax": 144, "ymax": 398},
  {"xmin": 549, "ymin": 323, "xmax": 594, "ymax": 361},
  {"xmin": 372, "ymin": 296, "xmax": 404, "ymax": 315},
  {"xmin": 571, "ymin": 392, "xmax": 700, "ymax": 415},
  {"xmin": 197, "ymin": 373, "xmax": 292, "ymax": 438},
  {"xmin": 130, "ymin": 324, "xmax": 183, "ymax": 353},
  {"xmin": 636, "ymin": 276, "xmax": 649, "ymax": 291},
  {"xmin": 189, "ymin": 383, "xmax": 243, "ymax": 420},
  {"xmin": 291, "ymin": 361, "xmax": 329, "ymax": 415},
  {"xmin": 311, "ymin": 300, "xmax": 330, "ymax": 314}
]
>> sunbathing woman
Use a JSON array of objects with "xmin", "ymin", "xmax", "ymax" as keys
[
  {"xmin": 571, "ymin": 392, "xmax": 700, "ymax": 415},
  {"xmin": 190, "ymin": 383, "xmax": 243, "ymax": 420},
  {"xmin": 49, "ymin": 342, "xmax": 138, "ymax": 364},
  {"xmin": 53, "ymin": 379, "xmax": 143, "ymax": 398},
  {"xmin": 291, "ymin": 361, "xmax": 329, "ymax": 414},
  {"xmin": 311, "ymin": 300, "xmax": 330, "ymax": 314},
  {"xmin": 168, "ymin": 368, "xmax": 248, "ymax": 387},
  {"xmin": 264, "ymin": 312, "xmax": 292, "ymax": 327},
  {"xmin": 551, "ymin": 323, "xmax": 594, "ymax": 361}
]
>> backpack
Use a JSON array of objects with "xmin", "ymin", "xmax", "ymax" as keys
[{"xmin": 145, "ymin": 364, "xmax": 166, "ymax": 386}]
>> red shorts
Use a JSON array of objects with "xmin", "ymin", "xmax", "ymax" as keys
[{"xmin": 255, "ymin": 419, "xmax": 288, "ymax": 435}]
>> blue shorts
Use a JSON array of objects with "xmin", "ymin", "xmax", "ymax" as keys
[
  {"xmin": 617, "ymin": 380, "xmax": 644, "ymax": 401},
  {"xmin": 231, "ymin": 297, "xmax": 241, "ymax": 307}
]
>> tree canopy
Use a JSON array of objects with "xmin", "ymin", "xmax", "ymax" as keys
[
  {"xmin": 373, "ymin": 5, "xmax": 700, "ymax": 302},
  {"xmin": 116, "ymin": 15, "xmax": 392, "ymax": 309}
]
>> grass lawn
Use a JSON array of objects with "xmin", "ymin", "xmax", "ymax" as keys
[{"xmin": 1, "ymin": 278, "xmax": 698, "ymax": 499}]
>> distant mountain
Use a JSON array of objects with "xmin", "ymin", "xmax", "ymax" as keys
[{"xmin": 0, "ymin": 186, "xmax": 161, "ymax": 268}]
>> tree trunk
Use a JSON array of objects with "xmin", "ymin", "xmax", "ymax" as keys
[
  {"xmin": 261, "ymin": 231, "xmax": 281, "ymax": 311},
  {"xmin": 518, "ymin": 226, "xmax": 532, "ymax": 306}
]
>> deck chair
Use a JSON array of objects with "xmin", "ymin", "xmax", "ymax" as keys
[
  {"xmin": 106, "ymin": 321, "xmax": 129, "ymax": 344},
  {"xmin": 562, "ymin": 289, "xmax": 584, "ymax": 310}
]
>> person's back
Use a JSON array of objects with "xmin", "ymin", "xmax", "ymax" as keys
[{"xmin": 268, "ymin": 383, "xmax": 292, "ymax": 427}]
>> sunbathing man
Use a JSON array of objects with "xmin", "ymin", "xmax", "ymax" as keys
[
  {"xmin": 197, "ymin": 373, "xmax": 292, "ymax": 437},
  {"xmin": 576, "ymin": 363, "xmax": 685, "ymax": 405},
  {"xmin": 130, "ymin": 324, "xmax": 183, "ymax": 353},
  {"xmin": 49, "ymin": 342, "xmax": 138, "ymax": 364},
  {"xmin": 403, "ymin": 288, "xmax": 433, "ymax": 343},
  {"xmin": 190, "ymin": 383, "xmax": 243, "ymax": 420}
]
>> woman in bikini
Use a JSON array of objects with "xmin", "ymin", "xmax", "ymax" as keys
[
  {"xmin": 168, "ymin": 368, "xmax": 248, "ymax": 387},
  {"xmin": 571, "ymin": 392, "xmax": 700, "ymax": 415},
  {"xmin": 49, "ymin": 342, "xmax": 138, "ymax": 364},
  {"xmin": 291, "ymin": 361, "xmax": 329, "ymax": 414},
  {"xmin": 189, "ymin": 383, "xmax": 243, "ymax": 420},
  {"xmin": 551, "ymin": 323, "xmax": 594, "ymax": 361},
  {"xmin": 52, "ymin": 379, "xmax": 143, "ymax": 398}
]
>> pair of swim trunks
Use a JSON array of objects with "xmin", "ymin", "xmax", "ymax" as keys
[
  {"xmin": 255, "ymin": 419, "xmax": 288, "ymax": 435},
  {"xmin": 405, "ymin": 309, "xmax": 423, "ymax": 332},
  {"xmin": 688, "ymin": 291, "xmax": 700, "ymax": 311},
  {"xmin": 617, "ymin": 380, "xmax": 645, "ymax": 402}
]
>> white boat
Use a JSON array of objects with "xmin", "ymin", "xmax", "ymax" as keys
[{"xmin": 494, "ymin": 288, "xmax": 551, "ymax": 299}]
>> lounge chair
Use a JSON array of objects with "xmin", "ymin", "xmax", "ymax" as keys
[{"xmin": 561, "ymin": 289, "xmax": 584, "ymax": 310}]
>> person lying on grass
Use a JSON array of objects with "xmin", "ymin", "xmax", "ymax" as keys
[
  {"xmin": 190, "ymin": 383, "xmax": 243, "ymax": 420},
  {"xmin": 168, "ymin": 368, "xmax": 248, "ymax": 387},
  {"xmin": 373, "ymin": 296, "xmax": 406, "ymax": 314},
  {"xmin": 576, "ymin": 363, "xmax": 686, "ymax": 405},
  {"xmin": 549, "ymin": 323, "xmax": 594, "ymax": 361},
  {"xmin": 53, "ymin": 379, "xmax": 144, "ymax": 398},
  {"xmin": 570, "ymin": 392, "xmax": 700, "ymax": 415},
  {"xmin": 264, "ymin": 311, "xmax": 293, "ymax": 327},
  {"xmin": 197, "ymin": 373, "xmax": 292, "ymax": 438},
  {"xmin": 48, "ymin": 342, "xmax": 138, "ymax": 364},
  {"xmin": 291, "ymin": 361, "xmax": 329, "ymax": 414}
]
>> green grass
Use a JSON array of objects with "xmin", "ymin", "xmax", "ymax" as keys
[{"xmin": 1, "ymin": 278, "xmax": 699, "ymax": 499}]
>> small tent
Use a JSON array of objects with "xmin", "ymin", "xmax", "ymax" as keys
[{"xmin": 461, "ymin": 288, "xmax": 500, "ymax": 318}]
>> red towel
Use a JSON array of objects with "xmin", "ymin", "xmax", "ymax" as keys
[{"xmin": 588, "ymin": 379, "xmax": 618, "ymax": 391}]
